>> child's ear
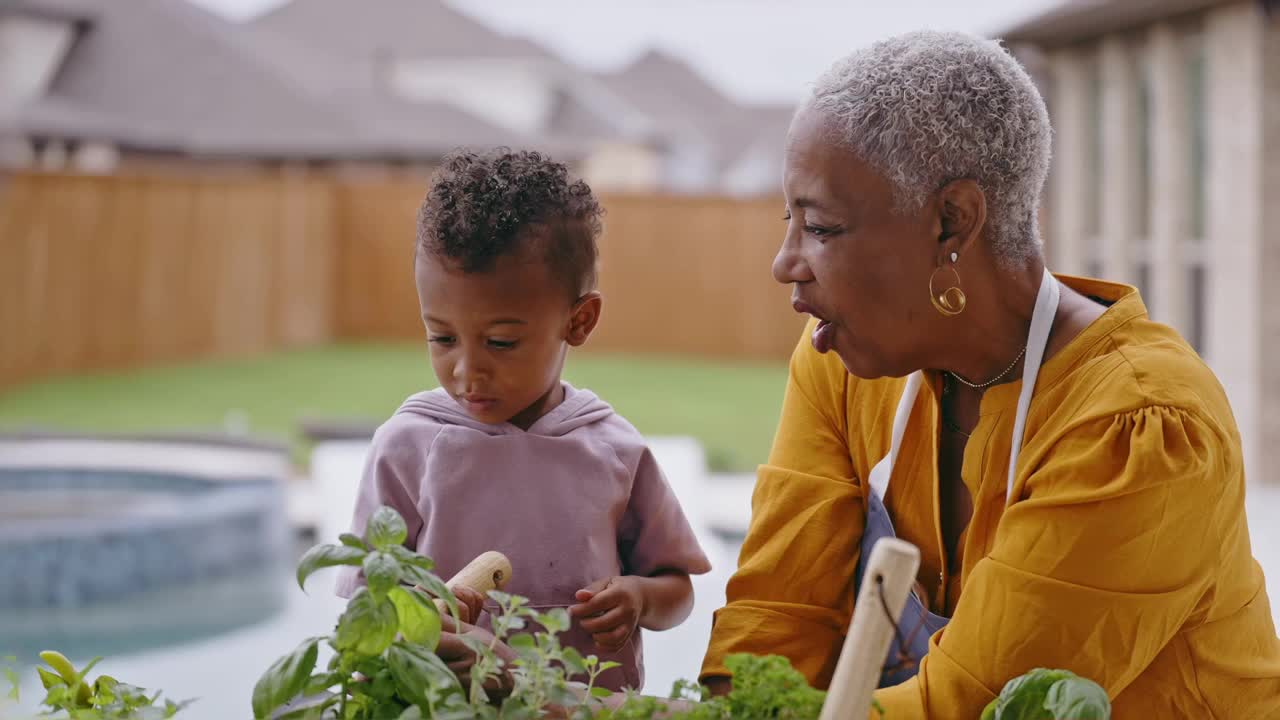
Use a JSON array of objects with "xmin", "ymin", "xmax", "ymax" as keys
[{"xmin": 567, "ymin": 291, "xmax": 603, "ymax": 347}]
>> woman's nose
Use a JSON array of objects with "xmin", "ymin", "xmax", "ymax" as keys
[{"xmin": 772, "ymin": 231, "xmax": 813, "ymax": 285}]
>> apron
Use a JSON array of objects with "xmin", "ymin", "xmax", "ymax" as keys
[{"xmin": 854, "ymin": 268, "xmax": 1061, "ymax": 688}]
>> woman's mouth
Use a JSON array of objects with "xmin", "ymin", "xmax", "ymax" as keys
[
  {"xmin": 811, "ymin": 319, "xmax": 834, "ymax": 354},
  {"xmin": 792, "ymin": 299, "xmax": 837, "ymax": 354}
]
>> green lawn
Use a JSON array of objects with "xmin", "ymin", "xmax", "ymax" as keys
[{"xmin": 0, "ymin": 344, "xmax": 787, "ymax": 472}]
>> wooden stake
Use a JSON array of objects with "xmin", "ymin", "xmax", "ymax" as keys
[{"xmin": 819, "ymin": 538, "xmax": 921, "ymax": 720}]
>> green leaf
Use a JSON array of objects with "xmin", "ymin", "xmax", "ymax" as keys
[
  {"xmin": 94, "ymin": 674, "xmax": 118, "ymax": 695},
  {"xmin": 267, "ymin": 696, "xmax": 332, "ymax": 720},
  {"xmin": 301, "ymin": 672, "xmax": 341, "ymax": 696},
  {"xmin": 386, "ymin": 641, "xmax": 460, "ymax": 707},
  {"xmin": 388, "ymin": 586, "xmax": 442, "ymax": 649},
  {"xmin": 335, "ymin": 588, "xmax": 400, "ymax": 657},
  {"xmin": 560, "ymin": 646, "xmax": 587, "ymax": 676},
  {"xmin": 508, "ymin": 634, "xmax": 536, "ymax": 651},
  {"xmin": 488, "ymin": 591, "xmax": 523, "ymax": 610},
  {"xmin": 534, "ymin": 608, "xmax": 570, "ymax": 635},
  {"xmin": 992, "ymin": 668, "xmax": 1078, "ymax": 720},
  {"xmin": 596, "ymin": 661, "xmax": 622, "ymax": 672},
  {"xmin": 165, "ymin": 698, "xmax": 197, "ymax": 717},
  {"xmin": 36, "ymin": 666, "xmax": 64, "ymax": 689},
  {"xmin": 79, "ymin": 657, "xmax": 102, "ymax": 679},
  {"xmin": 339, "ymin": 533, "xmax": 369, "ymax": 551},
  {"xmin": 295, "ymin": 544, "xmax": 366, "ymax": 590},
  {"xmin": 398, "ymin": 706, "xmax": 424, "ymax": 720},
  {"xmin": 251, "ymin": 636, "xmax": 321, "ymax": 720},
  {"xmin": 401, "ymin": 565, "xmax": 459, "ymax": 622},
  {"xmin": 355, "ymin": 656, "xmax": 386, "ymax": 680},
  {"xmin": 368, "ymin": 669, "xmax": 398, "ymax": 702},
  {"xmin": 3, "ymin": 668, "xmax": 17, "ymax": 701},
  {"xmin": 492, "ymin": 614, "xmax": 526, "ymax": 636},
  {"xmin": 590, "ymin": 687, "xmax": 613, "ymax": 699},
  {"xmin": 1043, "ymin": 676, "xmax": 1110, "ymax": 719},
  {"xmin": 363, "ymin": 552, "xmax": 401, "ymax": 597},
  {"xmin": 388, "ymin": 545, "xmax": 434, "ymax": 571},
  {"xmin": 365, "ymin": 506, "xmax": 408, "ymax": 550}
]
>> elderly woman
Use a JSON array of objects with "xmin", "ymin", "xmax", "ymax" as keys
[{"xmin": 698, "ymin": 30, "xmax": 1280, "ymax": 717}]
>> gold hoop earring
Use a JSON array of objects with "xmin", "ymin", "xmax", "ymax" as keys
[{"xmin": 929, "ymin": 260, "xmax": 966, "ymax": 316}]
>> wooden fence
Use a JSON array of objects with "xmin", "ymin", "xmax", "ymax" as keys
[{"xmin": 0, "ymin": 172, "xmax": 803, "ymax": 390}]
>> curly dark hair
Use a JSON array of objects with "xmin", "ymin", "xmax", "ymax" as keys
[{"xmin": 416, "ymin": 148, "xmax": 603, "ymax": 300}]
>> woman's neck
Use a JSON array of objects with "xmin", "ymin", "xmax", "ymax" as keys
[{"xmin": 935, "ymin": 256, "xmax": 1046, "ymax": 387}]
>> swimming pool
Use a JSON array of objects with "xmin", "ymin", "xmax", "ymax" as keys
[{"xmin": 0, "ymin": 435, "xmax": 292, "ymax": 663}]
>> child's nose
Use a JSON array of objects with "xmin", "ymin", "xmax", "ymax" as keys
[{"xmin": 452, "ymin": 352, "xmax": 490, "ymax": 384}]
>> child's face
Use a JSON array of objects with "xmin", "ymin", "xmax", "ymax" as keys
[{"xmin": 415, "ymin": 250, "xmax": 600, "ymax": 429}]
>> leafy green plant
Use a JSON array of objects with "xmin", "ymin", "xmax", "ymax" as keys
[
  {"xmin": 16, "ymin": 650, "xmax": 192, "ymax": 720},
  {"xmin": 591, "ymin": 654, "xmax": 827, "ymax": 720},
  {"xmin": 254, "ymin": 506, "xmax": 460, "ymax": 719},
  {"xmin": 254, "ymin": 505, "xmax": 625, "ymax": 720},
  {"xmin": 979, "ymin": 668, "xmax": 1110, "ymax": 720},
  {"xmin": 7, "ymin": 504, "xmax": 1113, "ymax": 719}
]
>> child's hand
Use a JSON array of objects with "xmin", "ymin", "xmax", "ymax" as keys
[
  {"xmin": 568, "ymin": 576, "xmax": 643, "ymax": 651},
  {"xmin": 420, "ymin": 583, "xmax": 487, "ymax": 625}
]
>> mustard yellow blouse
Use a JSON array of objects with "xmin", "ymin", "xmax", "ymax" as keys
[{"xmin": 701, "ymin": 276, "xmax": 1280, "ymax": 718}]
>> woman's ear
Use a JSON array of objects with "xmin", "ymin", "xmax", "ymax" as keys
[
  {"xmin": 936, "ymin": 179, "xmax": 987, "ymax": 258},
  {"xmin": 567, "ymin": 291, "xmax": 603, "ymax": 347}
]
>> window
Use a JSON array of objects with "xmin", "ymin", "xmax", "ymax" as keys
[
  {"xmin": 1136, "ymin": 262, "xmax": 1152, "ymax": 310},
  {"xmin": 1186, "ymin": 33, "xmax": 1208, "ymax": 242},
  {"xmin": 1135, "ymin": 53, "xmax": 1153, "ymax": 240},
  {"xmin": 1085, "ymin": 56, "xmax": 1104, "ymax": 242},
  {"xmin": 1188, "ymin": 265, "xmax": 1207, "ymax": 354}
]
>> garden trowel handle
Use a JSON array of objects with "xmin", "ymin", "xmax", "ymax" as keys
[
  {"xmin": 432, "ymin": 550, "xmax": 513, "ymax": 616},
  {"xmin": 818, "ymin": 538, "xmax": 921, "ymax": 720}
]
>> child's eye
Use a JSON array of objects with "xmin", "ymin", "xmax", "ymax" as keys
[
  {"xmin": 488, "ymin": 339, "xmax": 518, "ymax": 350},
  {"xmin": 428, "ymin": 335, "xmax": 455, "ymax": 346}
]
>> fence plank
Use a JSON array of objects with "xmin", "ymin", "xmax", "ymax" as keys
[{"xmin": 0, "ymin": 172, "xmax": 803, "ymax": 392}]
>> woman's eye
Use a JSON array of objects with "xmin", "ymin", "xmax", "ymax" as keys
[
  {"xmin": 804, "ymin": 224, "xmax": 838, "ymax": 238},
  {"xmin": 428, "ymin": 336, "xmax": 455, "ymax": 345},
  {"xmin": 488, "ymin": 339, "xmax": 518, "ymax": 350}
]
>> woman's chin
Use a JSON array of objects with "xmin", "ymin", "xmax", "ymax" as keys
[{"xmin": 833, "ymin": 339, "xmax": 895, "ymax": 380}]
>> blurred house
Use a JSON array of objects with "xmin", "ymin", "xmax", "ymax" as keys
[
  {"xmin": 247, "ymin": 0, "xmax": 656, "ymax": 187},
  {"xmin": 0, "ymin": 0, "xmax": 565, "ymax": 175},
  {"xmin": 594, "ymin": 48, "xmax": 795, "ymax": 195},
  {"xmin": 0, "ymin": 0, "xmax": 791, "ymax": 193},
  {"xmin": 999, "ymin": 0, "xmax": 1280, "ymax": 483},
  {"xmin": 250, "ymin": 0, "xmax": 793, "ymax": 194}
]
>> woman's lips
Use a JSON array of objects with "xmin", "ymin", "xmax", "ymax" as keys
[
  {"xmin": 792, "ymin": 299, "xmax": 835, "ymax": 354},
  {"xmin": 811, "ymin": 319, "xmax": 834, "ymax": 353}
]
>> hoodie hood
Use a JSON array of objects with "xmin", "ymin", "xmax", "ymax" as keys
[{"xmin": 396, "ymin": 382, "xmax": 614, "ymax": 437}]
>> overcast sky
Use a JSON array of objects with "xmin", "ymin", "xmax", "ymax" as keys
[{"xmin": 188, "ymin": 0, "xmax": 1062, "ymax": 104}]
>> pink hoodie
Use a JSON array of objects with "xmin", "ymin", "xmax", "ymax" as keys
[{"xmin": 336, "ymin": 382, "xmax": 711, "ymax": 691}]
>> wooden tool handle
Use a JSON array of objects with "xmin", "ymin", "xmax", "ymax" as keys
[
  {"xmin": 819, "ymin": 537, "xmax": 921, "ymax": 720},
  {"xmin": 432, "ymin": 550, "xmax": 512, "ymax": 616},
  {"xmin": 445, "ymin": 550, "xmax": 512, "ymax": 593}
]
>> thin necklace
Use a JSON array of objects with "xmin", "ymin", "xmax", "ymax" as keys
[{"xmin": 947, "ymin": 346, "xmax": 1027, "ymax": 390}]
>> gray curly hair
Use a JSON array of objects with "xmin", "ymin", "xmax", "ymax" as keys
[{"xmin": 805, "ymin": 30, "xmax": 1051, "ymax": 266}]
